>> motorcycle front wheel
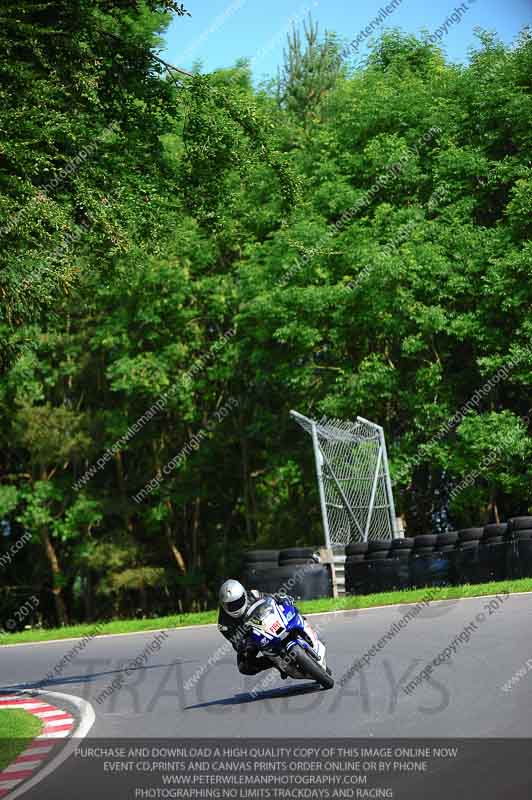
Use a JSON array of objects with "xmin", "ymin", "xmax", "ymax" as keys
[{"xmin": 289, "ymin": 644, "xmax": 334, "ymax": 689}]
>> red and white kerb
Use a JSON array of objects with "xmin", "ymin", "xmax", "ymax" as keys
[{"xmin": 0, "ymin": 696, "xmax": 75, "ymax": 797}]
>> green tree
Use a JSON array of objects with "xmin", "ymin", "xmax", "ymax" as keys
[{"xmin": 277, "ymin": 15, "xmax": 343, "ymax": 122}]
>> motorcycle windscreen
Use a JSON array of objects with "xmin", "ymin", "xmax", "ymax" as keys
[
  {"xmin": 246, "ymin": 598, "xmax": 285, "ymax": 636},
  {"xmin": 246, "ymin": 598, "xmax": 276, "ymax": 624}
]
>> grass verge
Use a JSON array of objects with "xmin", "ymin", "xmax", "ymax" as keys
[
  {"xmin": 0, "ymin": 710, "xmax": 43, "ymax": 770},
  {"xmin": 1, "ymin": 577, "xmax": 531, "ymax": 646},
  {"xmin": 296, "ymin": 577, "xmax": 532, "ymax": 614}
]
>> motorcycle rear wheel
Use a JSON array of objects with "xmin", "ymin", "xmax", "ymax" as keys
[{"xmin": 289, "ymin": 644, "xmax": 334, "ymax": 689}]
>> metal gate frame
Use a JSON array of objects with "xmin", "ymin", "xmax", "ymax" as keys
[{"xmin": 291, "ymin": 410, "xmax": 399, "ymax": 546}]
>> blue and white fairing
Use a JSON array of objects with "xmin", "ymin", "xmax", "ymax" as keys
[{"xmin": 243, "ymin": 596, "xmax": 327, "ymax": 678}]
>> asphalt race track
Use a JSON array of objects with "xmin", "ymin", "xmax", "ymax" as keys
[
  {"xmin": 2, "ymin": 594, "xmax": 532, "ymax": 737},
  {"xmin": 2, "ymin": 593, "xmax": 532, "ymax": 798}
]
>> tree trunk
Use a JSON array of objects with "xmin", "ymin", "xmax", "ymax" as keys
[
  {"xmin": 165, "ymin": 526, "xmax": 187, "ymax": 575},
  {"xmin": 115, "ymin": 449, "xmax": 135, "ymax": 534},
  {"xmin": 40, "ymin": 526, "xmax": 68, "ymax": 626},
  {"xmin": 163, "ymin": 500, "xmax": 190, "ymax": 611},
  {"xmin": 162, "ymin": 494, "xmax": 187, "ymax": 576},
  {"xmin": 487, "ymin": 487, "xmax": 500, "ymax": 524},
  {"xmin": 83, "ymin": 570, "xmax": 94, "ymax": 622},
  {"xmin": 192, "ymin": 496, "xmax": 201, "ymax": 570}
]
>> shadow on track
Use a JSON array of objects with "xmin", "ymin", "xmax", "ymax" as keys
[
  {"xmin": 185, "ymin": 682, "xmax": 325, "ymax": 710},
  {"xmin": 0, "ymin": 660, "xmax": 194, "ymax": 694}
]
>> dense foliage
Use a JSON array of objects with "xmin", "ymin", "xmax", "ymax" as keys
[{"xmin": 1, "ymin": 5, "xmax": 531, "ymax": 625}]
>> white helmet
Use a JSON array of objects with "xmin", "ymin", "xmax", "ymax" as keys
[{"xmin": 219, "ymin": 579, "xmax": 248, "ymax": 618}]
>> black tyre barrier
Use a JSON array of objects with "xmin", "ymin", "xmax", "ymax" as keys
[
  {"xmin": 508, "ymin": 516, "xmax": 532, "ymax": 532},
  {"xmin": 392, "ymin": 549, "xmax": 412, "ymax": 560},
  {"xmin": 483, "ymin": 523, "xmax": 508, "ymax": 539},
  {"xmin": 345, "ymin": 542, "xmax": 369, "ymax": 556},
  {"xmin": 437, "ymin": 531, "xmax": 458, "ymax": 546},
  {"xmin": 458, "ymin": 527, "xmax": 484, "ymax": 542},
  {"xmin": 244, "ymin": 550, "xmax": 280, "ymax": 563},
  {"xmin": 452, "ymin": 543, "xmax": 481, "ymax": 584},
  {"xmin": 482, "ymin": 535, "xmax": 504, "ymax": 545},
  {"xmin": 431, "ymin": 552, "xmax": 455, "ymax": 586},
  {"xmin": 342, "ymin": 516, "xmax": 532, "ymax": 595},
  {"xmin": 387, "ymin": 556, "xmax": 412, "ymax": 589},
  {"xmin": 367, "ymin": 539, "xmax": 392, "ymax": 552},
  {"xmin": 459, "ymin": 540, "xmax": 481, "ymax": 550},
  {"xmin": 410, "ymin": 552, "xmax": 453, "ymax": 588},
  {"xmin": 279, "ymin": 557, "xmax": 318, "ymax": 567},
  {"xmin": 345, "ymin": 560, "xmax": 371, "ymax": 595},
  {"xmin": 508, "ymin": 531, "xmax": 532, "ymax": 579},
  {"xmin": 365, "ymin": 558, "xmax": 397, "ymax": 592},
  {"xmin": 243, "ymin": 562, "xmax": 278, "ymax": 574},
  {"xmin": 242, "ymin": 565, "xmax": 286, "ymax": 595},
  {"xmin": 288, "ymin": 563, "xmax": 332, "ymax": 599},
  {"xmin": 512, "ymin": 529, "xmax": 532, "ymax": 541},
  {"xmin": 242, "ymin": 563, "xmax": 332, "ymax": 600},
  {"xmin": 414, "ymin": 534, "xmax": 438, "ymax": 547},
  {"xmin": 409, "ymin": 554, "xmax": 432, "ymax": 589},
  {"xmin": 278, "ymin": 547, "xmax": 316, "ymax": 564},
  {"xmin": 390, "ymin": 538, "xmax": 414, "ymax": 550},
  {"xmin": 477, "ymin": 541, "xmax": 508, "ymax": 583}
]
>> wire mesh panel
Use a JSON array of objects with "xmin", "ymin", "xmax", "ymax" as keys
[{"xmin": 291, "ymin": 411, "xmax": 397, "ymax": 545}]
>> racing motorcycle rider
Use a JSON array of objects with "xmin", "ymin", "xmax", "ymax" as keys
[{"xmin": 218, "ymin": 579, "xmax": 295, "ymax": 677}]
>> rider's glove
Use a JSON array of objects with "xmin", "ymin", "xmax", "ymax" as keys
[{"xmin": 238, "ymin": 635, "xmax": 258, "ymax": 656}]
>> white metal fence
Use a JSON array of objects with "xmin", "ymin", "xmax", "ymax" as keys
[{"xmin": 291, "ymin": 411, "xmax": 398, "ymax": 546}]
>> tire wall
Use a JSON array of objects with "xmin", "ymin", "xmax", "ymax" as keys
[
  {"xmin": 241, "ymin": 563, "xmax": 332, "ymax": 600},
  {"xmin": 240, "ymin": 517, "xmax": 532, "ymax": 600},
  {"xmin": 508, "ymin": 532, "xmax": 532, "ymax": 579},
  {"xmin": 343, "ymin": 517, "xmax": 532, "ymax": 596}
]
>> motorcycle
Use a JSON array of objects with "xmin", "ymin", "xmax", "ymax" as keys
[{"xmin": 243, "ymin": 595, "xmax": 334, "ymax": 689}]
